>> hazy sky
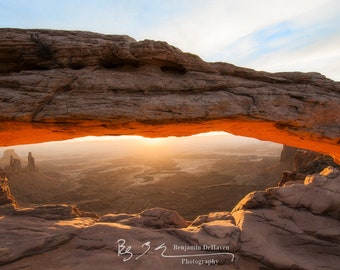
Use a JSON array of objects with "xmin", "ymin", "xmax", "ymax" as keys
[
  {"xmin": 1, "ymin": 0, "xmax": 339, "ymax": 80},
  {"xmin": 0, "ymin": 132, "xmax": 282, "ymax": 159}
]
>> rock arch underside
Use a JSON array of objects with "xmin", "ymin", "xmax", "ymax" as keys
[{"xmin": 0, "ymin": 29, "xmax": 339, "ymax": 269}]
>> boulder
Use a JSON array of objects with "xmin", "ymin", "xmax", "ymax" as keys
[{"xmin": 232, "ymin": 167, "xmax": 340, "ymax": 269}]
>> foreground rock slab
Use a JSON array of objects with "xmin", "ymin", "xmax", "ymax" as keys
[
  {"xmin": 0, "ymin": 167, "xmax": 339, "ymax": 269},
  {"xmin": 232, "ymin": 166, "xmax": 340, "ymax": 269},
  {"xmin": 0, "ymin": 29, "xmax": 339, "ymax": 162},
  {"xmin": 0, "ymin": 216, "xmax": 95, "ymax": 266}
]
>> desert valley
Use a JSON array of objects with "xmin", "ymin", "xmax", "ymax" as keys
[{"xmin": 1, "ymin": 133, "xmax": 285, "ymax": 220}]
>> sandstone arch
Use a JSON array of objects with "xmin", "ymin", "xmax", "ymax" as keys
[{"xmin": 0, "ymin": 29, "xmax": 339, "ymax": 162}]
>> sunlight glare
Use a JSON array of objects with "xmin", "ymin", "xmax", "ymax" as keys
[
  {"xmin": 138, "ymin": 137, "xmax": 165, "ymax": 146},
  {"xmin": 68, "ymin": 135, "xmax": 168, "ymax": 146},
  {"xmin": 0, "ymin": 131, "xmax": 283, "ymax": 159}
]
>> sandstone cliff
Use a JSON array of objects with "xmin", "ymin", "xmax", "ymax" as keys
[
  {"xmin": 278, "ymin": 145, "xmax": 339, "ymax": 186},
  {"xmin": 0, "ymin": 169, "xmax": 16, "ymax": 214},
  {"xmin": 0, "ymin": 29, "xmax": 339, "ymax": 163}
]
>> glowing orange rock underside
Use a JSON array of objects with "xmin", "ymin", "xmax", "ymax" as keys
[{"xmin": 0, "ymin": 119, "xmax": 339, "ymax": 163}]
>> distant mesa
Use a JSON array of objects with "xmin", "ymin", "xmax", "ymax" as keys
[
  {"xmin": 0, "ymin": 149, "xmax": 21, "ymax": 166},
  {"xmin": 8, "ymin": 155, "xmax": 22, "ymax": 172},
  {"xmin": 27, "ymin": 152, "xmax": 37, "ymax": 172},
  {"xmin": 1, "ymin": 150, "xmax": 38, "ymax": 173}
]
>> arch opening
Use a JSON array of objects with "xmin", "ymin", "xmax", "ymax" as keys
[
  {"xmin": 0, "ymin": 119, "xmax": 339, "ymax": 164},
  {"xmin": 1, "ymin": 131, "xmax": 290, "ymax": 219}
]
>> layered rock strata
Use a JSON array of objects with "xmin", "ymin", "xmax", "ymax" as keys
[{"xmin": 0, "ymin": 29, "xmax": 339, "ymax": 162}]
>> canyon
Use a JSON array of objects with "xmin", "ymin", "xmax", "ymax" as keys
[
  {"xmin": 0, "ymin": 29, "xmax": 339, "ymax": 269},
  {"xmin": 0, "ymin": 153, "xmax": 339, "ymax": 269},
  {"xmin": 1, "ymin": 140, "xmax": 285, "ymax": 220}
]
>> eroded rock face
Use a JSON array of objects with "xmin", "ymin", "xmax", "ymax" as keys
[
  {"xmin": 0, "ymin": 29, "xmax": 339, "ymax": 162},
  {"xmin": 278, "ymin": 145, "xmax": 339, "ymax": 186},
  {"xmin": 0, "ymin": 169, "xmax": 16, "ymax": 214},
  {"xmin": 294, "ymin": 149, "xmax": 339, "ymax": 174},
  {"xmin": 232, "ymin": 167, "xmax": 340, "ymax": 269}
]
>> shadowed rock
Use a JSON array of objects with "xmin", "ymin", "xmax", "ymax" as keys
[
  {"xmin": 0, "ymin": 169, "xmax": 16, "ymax": 214},
  {"xmin": 278, "ymin": 145, "xmax": 339, "ymax": 186}
]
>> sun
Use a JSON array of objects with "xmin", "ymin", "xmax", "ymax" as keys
[{"xmin": 138, "ymin": 137, "xmax": 165, "ymax": 146}]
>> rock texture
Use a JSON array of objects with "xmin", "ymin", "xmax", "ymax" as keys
[
  {"xmin": 0, "ymin": 215, "xmax": 95, "ymax": 266},
  {"xmin": 0, "ymin": 169, "xmax": 16, "ymax": 214},
  {"xmin": 278, "ymin": 145, "xmax": 339, "ymax": 186},
  {"xmin": 0, "ymin": 167, "xmax": 339, "ymax": 269},
  {"xmin": 0, "ymin": 29, "xmax": 339, "ymax": 162},
  {"xmin": 232, "ymin": 167, "xmax": 340, "ymax": 269},
  {"xmin": 294, "ymin": 149, "xmax": 339, "ymax": 174}
]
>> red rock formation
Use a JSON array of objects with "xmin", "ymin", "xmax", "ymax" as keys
[
  {"xmin": 3, "ymin": 151, "xmax": 38, "ymax": 173},
  {"xmin": 278, "ymin": 145, "xmax": 339, "ymax": 186},
  {"xmin": 279, "ymin": 145, "xmax": 298, "ymax": 164},
  {"xmin": 0, "ymin": 169, "xmax": 16, "ymax": 214},
  {"xmin": 8, "ymin": 156, "xmax": 22, "ymax": 172},
  {"xmin": 0, "ymin": 149, "xmax": 21, "ymax": 166},
  {"xmin": 26, "ymin": 152, "xmax": 37, "ymax": 172},
  {"xmin": 231, "ymin": 167, "xmax": 340, "ymax": 269},
  {"xmin": 0, "ymin": 29, "xmax": 339, "ymax": 163}
]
